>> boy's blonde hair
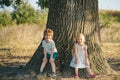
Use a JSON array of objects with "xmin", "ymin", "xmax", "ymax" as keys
[{"xmin": 44, "ymin": 28, "xmax": 54, "ymax": 38}]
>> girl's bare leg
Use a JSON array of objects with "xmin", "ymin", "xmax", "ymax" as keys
[{"xmin": 74, "ymin": 68, "xmax": 79, "ymax": 78}]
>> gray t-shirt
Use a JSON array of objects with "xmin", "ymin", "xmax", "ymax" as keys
[{"xmin": 42, "ymin": 40, "xmax": 57, "ymax": 54}]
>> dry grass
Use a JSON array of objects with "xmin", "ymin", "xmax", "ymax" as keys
[
  {"xmin": 101, "ymin": 42, "xmax": 120, "ymax": 59},
  {"xmin": 0, "ymin": 24, "xmax": 44, "ymax": 48},
  {"xmin": 100, "ymin": 22, "xmax": 120, "ymax": 42},
  {"xmin": 0, "ymin": 24, "xmax": 45, "ymax": 67},
  {"xmin": 0, "ymin": 24, "xmax": 120, "ymax": 80}
]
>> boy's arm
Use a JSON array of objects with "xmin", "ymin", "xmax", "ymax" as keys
[
  {"xmin": 50, "ymin": 48, "xmax": 55, "ymax": 59},
  {"xmin": 43, "ymin": 48, "xmax": 47, "ymax": 58},
  {"xmin": 42, "ymin": 41, "xmax": 47, "ymax": 58},
  {"xmin": 50, "ymin": 41, "xmax": 56, "ymax": 59}
]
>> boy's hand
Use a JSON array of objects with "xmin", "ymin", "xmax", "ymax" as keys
[
  {"xmin": 49, "ymin": 58, "xmax": 54, "ymax": 62},
  {"xmin": 43, "ymin": 57, "xmax": 47, "ymax": 61}
]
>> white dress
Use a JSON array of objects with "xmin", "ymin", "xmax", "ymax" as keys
[{"xmin": 70, "ymin": 44, "xmax": 89, "ymax": 68}]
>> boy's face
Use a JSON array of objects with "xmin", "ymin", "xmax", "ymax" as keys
[{"xmin": 45, "ymin": 34, "xmax": 52, "ymax": 42}]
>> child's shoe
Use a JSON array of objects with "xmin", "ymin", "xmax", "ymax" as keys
[
  {"xmin": 37, "ymin": 72, "xmax": 43, "ymax": 78},
  {"xmin": 51, "ymin": 72, "xmax": 57, "ymax": 78},
  {"xmin": 87, "ymin": 74, "xmax": 96, "ymax": 78},
  {"xmin": 48, "ymin": 72, "xmax": 57, "ymax": 78}
]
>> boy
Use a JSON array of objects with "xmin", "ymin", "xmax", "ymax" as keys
[{"xmin": 38, "ymin": 28, "xmax": 58, "ymax": 78}]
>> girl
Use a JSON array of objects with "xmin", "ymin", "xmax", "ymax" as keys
[{"xmin": 70, "ymin": 33, "xmax": 95, "ymax": 78}]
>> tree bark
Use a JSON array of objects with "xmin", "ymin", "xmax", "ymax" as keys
[{"xmin": 25, "ymin": 0, "xmax": 114, "ymax": 76}]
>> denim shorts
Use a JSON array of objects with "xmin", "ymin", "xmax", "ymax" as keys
[{"xmin": 46, "ymin": 52, "xmax": 58, "ymax": 60}]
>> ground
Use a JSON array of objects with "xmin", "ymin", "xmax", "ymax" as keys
[
  {"xmin": 0, "ymin": 43, "xmax": 120, "ymax": 80},
  {"xmin": 0, "ymin": 25, "xmax": 120, "ymax": 80}
]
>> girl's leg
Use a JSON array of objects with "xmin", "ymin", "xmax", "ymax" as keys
[
  {"xmin": 86, "ymin": 67, "xmax": 96, "ymax": 78},
  {"xmin": 86, "ymin": 67, "xmax": 93, "ymax": 75},
  {"xmin": 86, "ymin": 60, "xmax": 95, "ymax": 78},
  {"xmin": 86, "ymin": 60, "xmax": 94, "ymax": 75},
  {"xmin": 74, "ymin": 68, "xmax": 79, "ymax": 78}
]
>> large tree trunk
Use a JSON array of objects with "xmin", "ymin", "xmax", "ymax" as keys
[{"xmin": 25, "ymin": 0, "xmax": 114, "ymax": 76}]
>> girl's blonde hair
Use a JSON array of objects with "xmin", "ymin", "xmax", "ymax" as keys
[
  {"xmin": 72, "ymin": 33, "xmax": 85, "ymax": 55},
  {"xmin": 75, "ymin": 33, "xmax": 85, "ymax": 43},
  {"xmin": 43, "ymin": 28, "xmax": 54, "ymax": 38}
]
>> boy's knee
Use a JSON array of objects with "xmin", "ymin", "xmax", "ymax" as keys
[
  {"xmin": 49, "ymin": 60, "xmax": 54, "ymax": 63},
  {"xmin": 43, "ymin": 59, "xmax": 47, "ymax": 63}
]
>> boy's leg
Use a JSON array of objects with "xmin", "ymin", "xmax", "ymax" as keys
[
  {"xmin": 49, "ymin": 56, "xmax": 56, "ymax": 77},
  {"xmin": 37, "ymin": 58, "xmax": 48, "ymax": 78},
  {"xmin": 49, "ymin": 60, "xmax": 56, "ymax": 73},
  {"xmin": 49, "ymin": 52, "xmax": 57, "ymax": 73},
  {"xmin": 40, "ymin": 58, "xmax": 47, "ymax": 72},
  {"xmin": 49, "ymin": 52, "xmax": 57, "ymax": 77},
  {"xmin": 49, "ymin": 60, "xmax": 57, "ymax": 78}
]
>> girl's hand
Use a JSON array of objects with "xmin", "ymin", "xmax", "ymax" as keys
[
  {"xmin": 75, "ymin": 60, "xmax": 79, "ymax": 64},
  {"xmin": 85, "ymin": 59, "xmax": 90, "ymax": 66},
  {"xmin": 85, "ymin": 61, "xmax": 89, "ymax": 67},
  {"xmin": 85, "ymin": 62, "xmax": 88, "ymax": 66}
]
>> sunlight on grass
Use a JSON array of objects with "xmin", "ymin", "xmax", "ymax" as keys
[
  {"xmin": 101, "ymin": 42, "xmax": 120, "ymax": 59},
  {"xmin": 0, "ymin": 24, "xmax": 45, "ymax": 67}
]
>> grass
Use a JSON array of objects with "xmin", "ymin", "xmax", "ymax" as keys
[
  {"xmin": 100, "ymin": 22, "xmax": 120, "ymax": 42},
  {"xmin": 101, "ymin": 42, "xmax": 120, "ymax": 59},
  {"xmin": 0, "ymin": 24, "xmax": 45, "ymax": 67},
  {"xmin": 0, "ymin": 24, "xmax": 120, "ymax": 80},
  {"xmin": 0, "ymin": 24, "xmax": 44, "ymax": 53}
]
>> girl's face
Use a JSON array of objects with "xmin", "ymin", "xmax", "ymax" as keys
[
  {"xmin": 77, "ymin": 36, "xmax": 85, "ymax": 45},
  {"xmin": 44, "ymin": 34, "xmax": 52, "ymax": 42}
]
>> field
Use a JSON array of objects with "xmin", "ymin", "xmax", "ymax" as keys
[{"xmin": 0, "ymin": 24, "xmax": 120, "ymax": 80}]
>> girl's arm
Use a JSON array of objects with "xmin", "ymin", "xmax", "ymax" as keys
[
  {"xmin": 84, "ymin": 45, "xmax": 89, "ymax": 66},
  {"xmin": 73, "ymin": 43, "xmax": 79, "ymax": 64}
]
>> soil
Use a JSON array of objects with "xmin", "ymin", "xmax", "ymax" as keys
[{"xmin": 0, "ymin": 49, "xmax": 120, "ymax": 80}]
